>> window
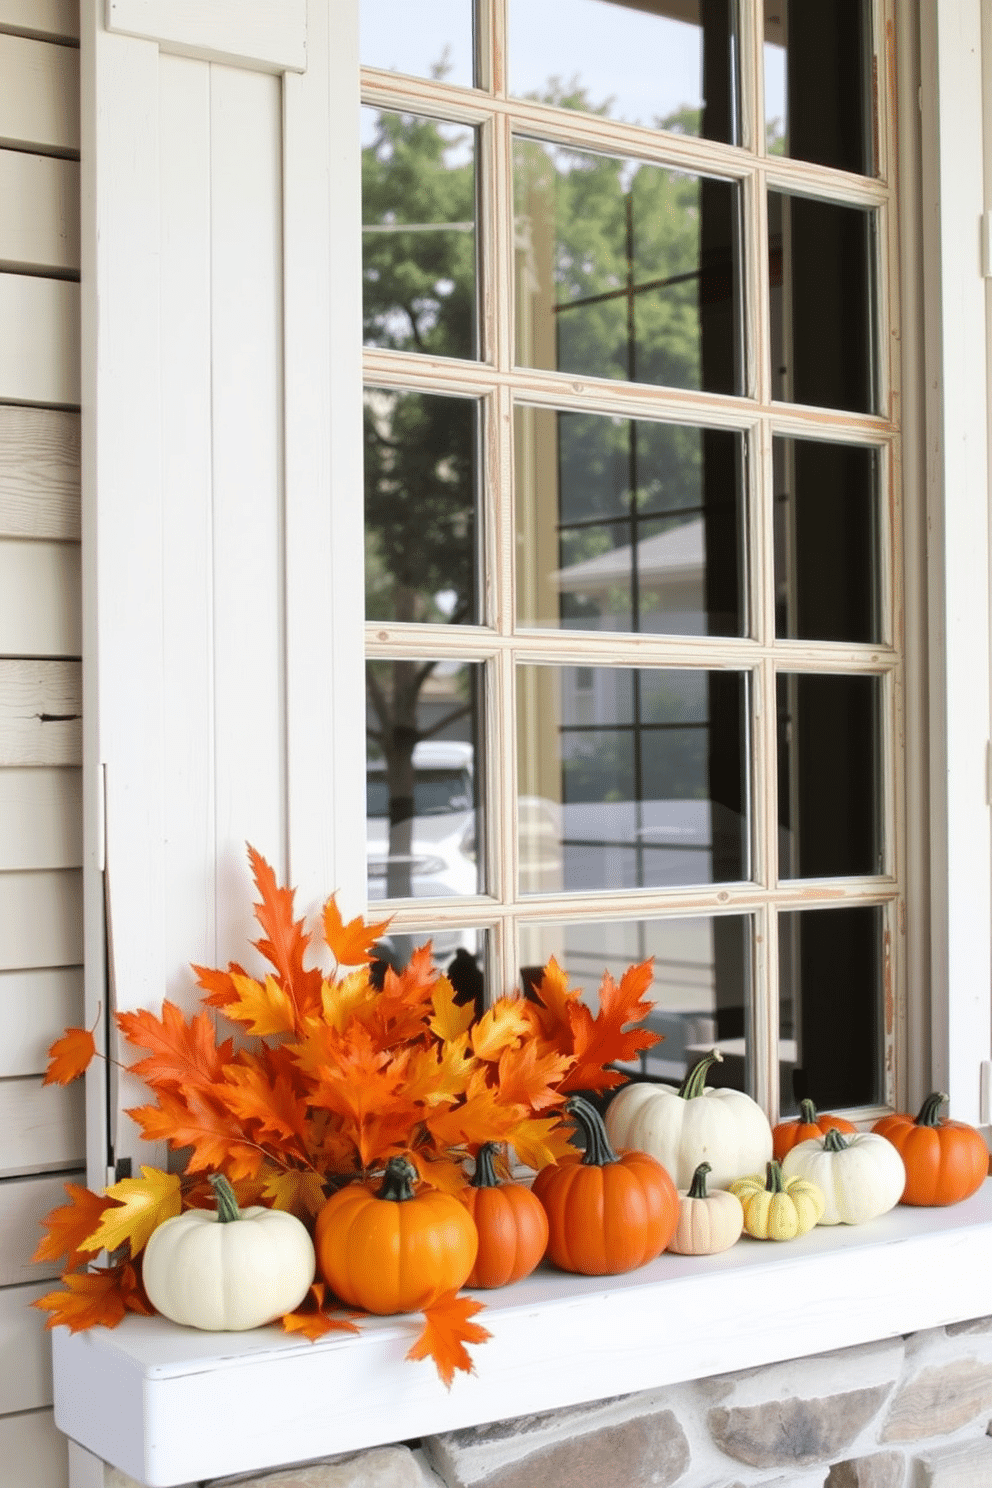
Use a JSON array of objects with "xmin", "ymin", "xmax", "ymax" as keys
[{"xmin": 359, "ymin": 0, "xmax": 905, "ymax": 1121}]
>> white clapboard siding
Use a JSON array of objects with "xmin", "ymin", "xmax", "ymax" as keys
[
  {"xmin": 0, "ymin": 150, "xmax": 80, "ymax": 274},
  {"xmin": 0, "ymin": 1077, "xmax": 85, "ymax": 1177},
  {"xmin": 0, "ymin": 1173, "xmax": 82, "ymax": 1285},
  {"xmin": 0, "ymin": 769, "xmax": 82, "ymax": 870},
  {"xmin": 0, "ymin": 275, "xmax": 80, "ymax": 406},
  {"xmin": 0, "ymin": 1282, "xmax": 56, "ymax": 1413},
  {"xmin": 0, "ymin": 661, "xmax": 81, "ymax": 767},
  {"xmin": 0, "ymin": 0, "xmax": 78, "ymax": 43},
  {"xmin": 0, "ymin": 968, "xmax": 83, "ymax": 1077},
  {"xmin": 0, "ymin": 1408, "xmax": 68, "ymax": 1488},
  {"xmin": 0, "ymin": 407, "xmax": 80, "ymax": 542},
  {"xmin": 0, "ymin": 869, "xmax": 82, "ymax": 967},
  {"xmin": 0, "ymin": 33, "xmax": 78, "ymax": 154},
  {"xmin": 0, "ymin": 540, "xmax": 81, "ymax": 657}
]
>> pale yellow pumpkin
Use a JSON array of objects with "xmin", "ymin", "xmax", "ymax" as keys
[{"xmin": 730, "ymin": 1160, "xmax": 825, "ymax": 1241}]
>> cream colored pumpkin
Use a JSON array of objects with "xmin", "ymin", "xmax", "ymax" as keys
[
  {"xmin": 781, "ymin": 1128, "xmax": 906, "ymax": 1225},
  {"xmin": 667, "ymin": 1161, "xmax": 744, "ymax": 1255},
  {"xmin": 605, "ymin": 1050, "xmax": 773, "ymax": 1191},
  {"xmin": 143, "ymin": 1174, "xmax": 316, "ymax": 1331}
]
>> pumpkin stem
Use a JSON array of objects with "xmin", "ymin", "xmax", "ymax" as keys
[
  {"xmin": 798, "ymin": 1098, "xmax": 819, "ymax": 1124},
  {"xmin": 567, "ymin": 1096, "xmax": 619, "ymax": 1167},
  {"xmin": 688, "ymin": 1162, "xmax": 711, "ymax": 1199},
  {"xmin": 764, "ymin": 1160, "xmax": 785, "ymax": 1194},
  {"xmin": 822, "ymin": 1126, "xmax": 850, "ymax": 1153},
  {"xmin": 678, "ymin": 1048, "xmax": 724, "ymax": 1100},
  {"xmin": 915, "ymin": 1092, "xmax": 949, "ymax": 1128},
  {"xmin": 376, "ymin": 1155, "xmax": 419, "ymax": 1203},
  {"xmin": 208, "ymin": 1173, "xmax": 242, "ymax": 1224},
  {"xmin": 471, "ymin": 1143, "xmax": 501, "ymax": 1190}
]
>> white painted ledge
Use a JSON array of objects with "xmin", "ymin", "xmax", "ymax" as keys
[{"xmin": 53, "ymin": 1181, "xmax": 992, "ymax": 1488}]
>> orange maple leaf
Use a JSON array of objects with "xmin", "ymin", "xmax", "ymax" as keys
[
  {"xmin": 323, "ymin": 895, "xmax": 392, "ymax": 968},
  {"xmin": 220, "ymin": 1061, "xmax": 309, "ymax": 1148},
  {"xmin": 127, "ymin": 1090, "xmax": 263, "ymax": 1180},
  {"xmin": 496, "ymin": 1038, "xmax": 573, "ymax": 1113},
  {"xmin": 429, "ymin": 974, "xmax": 475, "ymax": 1043},
  {"xmin": 470, "ymin": 999, "xmax": 532, "ymax": 1063},
  {"xmin": 116, "ymin": 1001, "xmax": 232, "ymax": 1091},
  {"xmin": 562, "ymin": 958, "xmax": 661, "ymax": 1092},
  {"xmin": 406, "ymin": 1291, "xmax": 491, "ymax": 1387},
  {"xmin": 248, "ymin": 845, "xmax": 324, "ymax": 1021},
  {"xmin": 260, "ymin": 1167, "xmax": 327, "ymax": 1220},
  {"xmin": 280, "ymin": 1282, "xmax": 361, "ymax": 1341},
  {"xmin": 33, "ymin": 1262, "xmax": 149, "ymax": 1332},
  {"xmin": 43, "ymin": 1026, "xmax": 96, "ymax": 1086},
  {"xmin": 32, "ymin": 1183, "xmax": 115, "ymax": 1269}
]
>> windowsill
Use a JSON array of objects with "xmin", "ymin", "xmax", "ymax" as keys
[{"xmin": 53, "ymin": 1180, "xmax": 992, "ymax": 1488}]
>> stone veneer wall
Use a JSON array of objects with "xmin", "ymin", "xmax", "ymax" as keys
[{"xmin": 105, "ymin": 1318, "xmax": 992, "ymax": 1488}]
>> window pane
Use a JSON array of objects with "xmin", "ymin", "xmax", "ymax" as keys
[
  {"xmin": 764, "ymin": 0, "xmax": 873, "ymax": 175},
  {"xmin": 769, "ymin": 191, "xmax": 876, "ymax": 413},
  {"xmin": 362, "ymin": 108, "xmax": 477, "ymax": 360},
  {"xmin": 519, "ymin": 913, "xmax": 752, "ymax": 1090},
  {"xmin": 778, "ymin": 905, "xmax": 883, "ymax": 1110},
  {"xmin": 517, "ymin": 665, "xmax": 749, "ymax": 893},
  {"xmin": 774, "ymin": 437, "xmax": 879, "ymax": 642},
  {"xmin": 364, "ymin": 389, "xmax": 479, "ymax": 625},
  {"xmin": 361, "ymin": 0, "xmax": 475, "ymax": 89},
  {"xmin": 515, "ymin": 139, "xmax": 742, "ymax": 395},
  {"xmin": 515, "ymin": 408, "xmax": 746, "ymax": 636},
  {"xmin": 366, "ymin": 659, "xmax": 484, "ymax": 901},
  {"xmin": 372, "ymin": 927, "xmax": 488, "ymax": 1019},
  {"xmin": 509, "ymin": 0, "xmax": 738, "ymax": 145},
  {"xmin": 777, "ymin": 673, "xmax": 881, "ymax": 879}
]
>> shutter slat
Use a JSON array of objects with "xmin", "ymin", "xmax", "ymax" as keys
[
  {"xmin": 0, "ymin": 1172, "xmax": 83, "ymax": 1284},
  {"xmin": 0, "ymin": 150, "xmax": 80, "ymax": 274},
  {"xmin": 0, "ymin": 966, "xmax": 84, "ymax": 1076},
  {"xmin": 0, "ymin": 1076, "xmax": 86, "ymax": 1176},
  {"xmin": 0, "ymin": 869, "xmax": 82, "ymax": 967},
  {"xmin": 0, "ymin": 407, "xmax": 80, "ymax": 541},
  {"xmin": 0, "ymin": 541, "xmax": 81, "ymax": 657},
  {"xmin": 0, "ymin": 661, "xmax": 81, "ymax": 767},
  {"xmin": 0, "ymin": 274, "xmax": 80, "ymax": 405},
  {"xmin": 0, "ymin": 33, "xmax": 79, "ymax": 154}
]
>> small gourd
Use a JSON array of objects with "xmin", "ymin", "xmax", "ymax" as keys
[
  {"xmin": 781, "ymin": 1127, "xmax": 906, "ymax": 1225},
  {"xmin": 142, "ymin": 1173, "xmax": 316, "ymax": 1331},
  {"xmin": 730, "ymin": 1160, "xmax": 825, "ymax": 1241},
  {"xmin": 666, "ymin": 1161, "xmax": 744, "ymax": 1256},
  {"xmin": 458, "ymin": 1143, "xmax": 549, "ymax": 1289},
  {"xmin": 871, "ymin": 1093, "xmax": 989, "ymax": 1207}
]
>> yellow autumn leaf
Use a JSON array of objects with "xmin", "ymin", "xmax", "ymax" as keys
[
  {"xmin": 471, "ymin": 998, "xmax": 532, "ymax": 1062},
  {"xmin": 225, "ymin": 972, "xmax": 297, "ymax": 1036},
  {"xmin": 321, "ymin": 966, "xmax": 375, "ymax": 1033},
  {"xmin": 429, "ymin": 974, "xmax": 475, "ymax": 1042},
  {"xmin": 83, "ymin": 1166, "xmax": 182, "ymax": 1256}
]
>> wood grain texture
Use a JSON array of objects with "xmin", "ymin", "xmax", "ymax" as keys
[
  {"xmin": 0, "ymin": 540, "xmax": 81, "ymax": 656},
  {"xmin": 0, "ymin": 0, "xmax": 79, "ymax": 42},
  {"xmin": 0, "ymin": 1076, "xmax": 85, "ymax": 1177},
  {"xmin": 0, "ymin": 406, "xmax": 80, "ymax": 541},
  {"xmin": 0, "ymin": 33, "xmax": 79, "ymax": 153},
  {"xmin": 0, "ymin": 868, "xmax": 82, "ymax": 967},
  {"xmin": 0, "ymin": 1172, "xmax": 83, "ymax": 1284},
  {"xmin": 0, "ymin": 149, "xmax": 80, "ymax": 273},
  {"xmin": 0, "ymin": 1408, "xmax": 69, "ymax": 1488},
  {"xmin": 0, "ymin": 660, "xmax": 81, "ymax": 766},
  {"xmin": 0, "ymin": 966, "xmax": 84, "ymax": 1076},
  {"xmin": 0, "ymin": 274, "xmax": 80, "ymax": 405}
]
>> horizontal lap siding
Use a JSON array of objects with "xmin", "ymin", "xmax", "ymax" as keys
[{"xmin": 0, "ymin": 15, "xmax": 80, "ymax": 1482}]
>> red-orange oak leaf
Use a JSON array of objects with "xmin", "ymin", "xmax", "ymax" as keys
[
  {"xmin": 42, "ymin": 1027, "xmax": 96, "ymax": 1086},
  {"xmin": 116, "ymin": 1002, "xmax": 232, "ymax": 1091},
  {"xmin": 248, "ymin": 845, "xmax": 324, "ymax": 1021},
  {"xmin": 561, "ymin": 959, "xmax": 661, "ymax": 1092},
  {"xmin": 220, "ymin": 1062, "xmax": 310, "ymax": 1148},
  {"xmin": 33, "ymin": 1262, "xmax": 150, "ymax": 1332},
  {"xmin": 495, "ymin": 1038, "xmax": 573, "ymax": 1113},
  {"xmin": 323, "ymin": 894, "xmax": 392, "ymax": 968},
  {"xmin": 32, "ymin": 1183, "xmax": 115, "ymax": 1269},
  {"xmin": 406, "ymin": 1291, "xmax": 491, "ymax": 1387},
  {"xmin": 279, "ymin": 1282, "xmax": 361, "ymax": 1341},
  {"xmin": 127, "ymin": 1089, "xmax": 262, "ymax": 1180}
]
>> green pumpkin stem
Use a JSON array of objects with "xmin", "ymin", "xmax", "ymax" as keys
[
  {"xmin": 915, "ymin": 1091, "xmax": 949, "ymax": 1127},
  {"xmin": 567, "ymin": 1095, "xmax": 619, "ymax": 1167},
  {"xmin": 688, "ymin": 1162, "xmax": 712, "ymax": 1199},
  {"xmin": 471, "ymin": 1143, "xmax": 500, "ymax": 1189},
  {"xmin": 798, "ymin": 1098, "xmax": 819, "ymax": 1124},
  {"xmin": 822, "ymin": 1126, "xmax": 851, "ymax": 1153},
  {"xmin": 765, "ymin": 1160, "xmax": 785, "ymax": 1194},
  {"xmin": 208, "ymin": 1173, "xmax": 242, "ymax": 1223},
  {"xmin": 377, "ymin": 1155, "xmax": 419, "ymax": 1202},
  {"xmin": 678, "ymin": 1049, "xmax": 724, "ymax": 1100}
]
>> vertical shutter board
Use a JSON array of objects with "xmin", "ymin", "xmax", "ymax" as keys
[
  {"xmin": 0, "ymin": 275, "xmax": 80, "ymax": 406},
  {"xmin": 106, "ymin": 0, "xmax": 306, "ymax": 72},
  {"xmin": 0, "ymin": 33, "xmax": 79, "ymax": 154},
  {"xmin": 0, "ymin": 1283, "xmax": 57, "ymax": 1414},
  {"xmin": 0, "ymin": 1, "xmax": 79, "ymax": 43},
  {"xmin": 0, "ymin": 1172, "xmax": 84, "ymax": 1284},
  {"xmin": 0, "ymin": 406, "xmax": 80, "ymax": 541},
  {"xmin": 0, "ymin": 540, "xmax": 81, "ymax": 657},
  {"xmin": 0, "ymin": 661, "xmax": 81, "ymax": 767},
  {"xmin": 0, "ymin": 869, "xmax": 82, "ymax": 968},
  {"xmin": 0, "ymin": 1077, "xmax": 85, "ymax": 1176},
  {"xmin": 0, "ymin": 967, "xmax": 84, "ymax": 1077},
  {"xmin": 0, "ymin": 150, "xmax": 80, "ymax": 274},
  {"xmin": 0, "ymin": 768, "xmax": 82, "ymax": 870},
  {"xmin": 0, "ymin": 1409, "xmax": 69, "ymax": 1488}
]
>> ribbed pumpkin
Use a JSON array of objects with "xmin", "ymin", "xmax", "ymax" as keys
[
  {"xmin": 532, "ymin": 1096, "xmax": 678, "ymax": 1276},
  {"xmin": 315, "ymin": 1156, "xmax": 478, "ymax": 1314},
  {"xmin": 458, "ymin": 1143, "xmax": 548, "ymax": 1289},
  {"xmin": 730, "ymin": 1160, "xmax": 825, "ymax": 1240},
  {"xmin": 667, "ymin": 1161, "xmax": 744, "ymax": 1256},
  {"xmin": 781, "ymin": 1128, "xmax": 905, "ymax": 1225},
  {"xmin": 772, "ymin": 1099, "xmax": 858, "ymax": 1162},
  {"xmin": 871, "ymin": 1093, "xmax": 989, "ymax": 1206}
]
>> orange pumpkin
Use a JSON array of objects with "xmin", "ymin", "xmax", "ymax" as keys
[
  {"xmin": 315, "ymin": 1156, "xmax": 478, "ymax": 1313},
  {"xmin": 772, "ymin": 1099, "xmax": 858, "ymax": 1161},
  {"xmin": 532, "ymin": 1095, "xmax": 678, "ymax": 1276},
  {"xmin": 459, "ymin": 1142, "xmax": 549, "ymax": 1289},
  {"xmin": 871, "ymin": 1092, "xmax": 989, "ymax": 1206}
]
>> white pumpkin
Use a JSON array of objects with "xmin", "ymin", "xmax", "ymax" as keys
[
  {"xmin": 780, "ymin": 1127, "xmax": 906, "ymax": 1225},
  {"xmin": 605, "ymin": 1050, "xmax": 773, "ymax": 1191},
  {"xmin": 143, "ymin": 1174, "xmax": 316, "ymax": 1331},
  {"xmin": 667, "ymin": 1161, "xmax": 744, "ymax": 1255}
]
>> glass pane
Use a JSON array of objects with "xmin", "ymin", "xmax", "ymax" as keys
[
  {"xmin": 361, "ymin": 0, "xmax": 475, "ymax": 89},
  {"xmin": 519, "ymin": 914, "xmax": 751, "ymax": 1090},
  {"xmin": 515, "ymin": 408, "xmax": 745, "ymax": 636},
  {"xmin": 769, "ymin": 191, "xmax": 876, "ymax": 413},
  {"xmin": 515, "ymin": 138, "xmax": 742, "ymax": 395},
  {"xmin": 774, "ymin": 437, "xmax": 879, "ymax": 642},
  {"xmin": 371, "ymin": 927, "xmax": 488, "ymax": 1020},
  {"xmin": 364, "ymin": 389, "xmax": 479, "ymax": 625},
  {"xmin": 366, "ymin": 659, "xmax": 484, "ymax": 900},
  {"xmin": 362, "ymin": 108, "xmax": 477, "ymax": 360},
  {"xmin": 517, "ymin": 665, "xmax": 749, "ymax": 893},
  {"xmin": 779, "ymin": 905, "xmax": 883, "ymax": 1110},
  {"xmin": 509, "ymin": 0, "xmax": 738, "ymax": 145},
  {"xmin": 764, "ymin": 0, "xmax": 872, "ymax": 175},
  {"xmin": 777, "ymin": 673, "xmax": 881, "ymax": 879}
]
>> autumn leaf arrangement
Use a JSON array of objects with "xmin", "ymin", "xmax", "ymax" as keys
[{"xmin": 34, "ymin": 845, "xmax": 660, "ymax": 1383}]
